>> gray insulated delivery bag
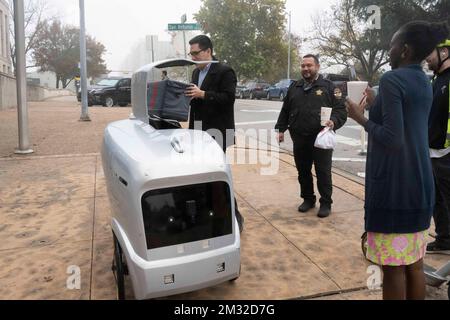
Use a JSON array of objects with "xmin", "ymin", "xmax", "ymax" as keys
[{"xmin": 147, "ymin": 80, "xmax": 192, "ymax": 122}]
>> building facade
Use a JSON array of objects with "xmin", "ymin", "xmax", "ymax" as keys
[
  {"xmin": 0, "ymin": 0, "xmax": 11, "ymax": 75},
  {"xmin": 26, "ymin": 70, "xmax": 77, "ymax": 92},
  {"xmin": 120, "ymin": 31, "xmax": 201, "ymax": 74}
]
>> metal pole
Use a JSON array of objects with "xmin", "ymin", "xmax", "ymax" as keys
[
  {"xmin": 287, "ymin": 11, "xmax": 291, "ymax": 79},
  {"xmin": 182, "ymin": 31, "xmax": 187, "ymax": 59},
  {"xmin": 182, "ymin": 18, "xmax": 189, "ymax": 82},
  {"xmin": 79, "ymin": 0, "xmax": 90, "ymax": 121},
  {"xmin": 151, "ymin": 35, "xmax": 155, "ymax": 62},
  {"xmin": 14, "ymin": 0, "xmax": 33, "ymax": 154},
  {"xmin": 183, "ymin": 30, "xmax": 190, "ymax": 82},
  {"xmin": 181, "ymin": 13, "xmax": 187, "ymax": 59}
]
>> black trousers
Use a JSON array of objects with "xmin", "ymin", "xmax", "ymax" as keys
[
  {"xmin": 291, "ymin": 132, "xmax": 333, "ymax": 206},
  {"xmin": 432, "ymin": 153, "xmax": 450, "ymax": 245}
]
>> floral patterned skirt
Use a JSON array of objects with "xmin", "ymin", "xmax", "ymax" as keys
[{"xmin": 366, "ymin": 231, "xmax": 428, "ymax": 266}]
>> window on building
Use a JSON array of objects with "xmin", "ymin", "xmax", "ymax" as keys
[
  {"xmin": 5, "ymin": 14, "xmax": 8, "ymax": 59},
  {"xmin": 0, "ymin": 11, "xmax": 4, "ymax": 57}
]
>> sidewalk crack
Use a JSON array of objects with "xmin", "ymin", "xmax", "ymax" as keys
[
  {"xmin": 235, "ymin": 191, "xmax": 343, "ymax": 291},
  {"xmin": 277, "ymin": 155, "xmax": 365, "ymax": 201},
  {"xmin": 89, "ymin": 156, "xmax": 99, "ymax": 300}
]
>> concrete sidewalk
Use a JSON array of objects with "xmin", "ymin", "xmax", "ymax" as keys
[{"xmin": 0, "ymin": 97, "xmax": 448, "ymax": 300}]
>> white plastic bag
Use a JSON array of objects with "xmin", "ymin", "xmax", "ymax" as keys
[{"xmin": 314, "ymin": 127, "xmax": 337, "ymax": 150}]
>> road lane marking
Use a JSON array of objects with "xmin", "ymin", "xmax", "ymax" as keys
[
  {"xmin": 240, "ymin": 109, "xmax": 281, "ymax": 113},
  {"xmin": 332, "ymin": 158, "xmax": 366, "ymax": 162},
  {"xmin": 336, "ymin": 135, "xmax": 367, "ymax": 147},
  {"xmin": 236, "ymin": 120, "xmax": 278, "ymax": 126},
  {"xmin": 235, "ymin": 122, "xmax": 366, "ymax": 148},
  {"xmin": 345, "ymin": 125, "xmax": 365, "ymax": 130}
]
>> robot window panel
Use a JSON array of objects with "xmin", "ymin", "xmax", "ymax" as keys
[{"xmin": 142, "ymin": 181, "xmax": 233, "ymax": 250}]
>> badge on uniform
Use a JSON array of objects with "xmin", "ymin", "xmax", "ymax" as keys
[
  {"xmin": 316, "ymin": 89, "xmax": 323, "ymax": 96},
  {"xmin": 334, "ymin": 88, "xmax": 343, "ymax": 100}
]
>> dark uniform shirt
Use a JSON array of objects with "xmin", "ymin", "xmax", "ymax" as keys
[
  {"xmin": 275, "ymin": 75, "xmax": 347, "ymax": 136},
  {"xmin": 429, "ymin": 67, "xmax": 450, "ymax": 149}
]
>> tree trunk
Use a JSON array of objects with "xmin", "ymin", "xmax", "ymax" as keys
[{"xmin": 56, "ymin": 75, "xmax": 60, "ymax": 89}]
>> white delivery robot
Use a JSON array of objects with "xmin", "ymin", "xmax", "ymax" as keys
[{"xmin": 101, "ymin": 59, "xmax": 241, "ymax": 300}]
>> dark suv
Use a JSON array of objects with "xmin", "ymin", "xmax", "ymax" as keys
[
  {"xmin": 77, "ymin": 77, "xmax": 132, "ymax": 107},
  {"xmin": 240, "ymin": 81, "xmax": 271, "ymax": 100}
]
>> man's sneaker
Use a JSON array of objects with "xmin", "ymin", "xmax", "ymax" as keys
[
  {"xmin": 317, "ymin": 205, "xmax": 331, "ymax": 218},
  {"xmin": 426, "ymin": 241, "xmax": 450, "ymax": 255},
  {"xmin": 298, "ymin": 200, "xmax": 316, "ymax": 213}
]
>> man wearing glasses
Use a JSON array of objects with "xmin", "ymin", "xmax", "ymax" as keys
[{"xmin": 185, "ymin": 35, "xmax": 244, "ymax": 233}]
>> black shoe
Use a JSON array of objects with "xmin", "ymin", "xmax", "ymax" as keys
[
  {"xmin": 298, "ymin": 200, "xmax": 316, "ymax": 213},
  {"xmin": 426, "ymin": 241, "xmax": 450, "ymax": 255},
  {"xmin": 318, "ymin": 205, "xmax": 331, "ymax": 218}
]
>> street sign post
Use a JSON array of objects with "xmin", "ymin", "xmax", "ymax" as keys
[{"xmin": 168, "ymin": 16, "xmax": 202, "ymax": 82}]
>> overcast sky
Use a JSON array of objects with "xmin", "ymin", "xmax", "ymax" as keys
[{"xmin": 42, "ymin": 0, "xmax": 335, "ymax": 71}]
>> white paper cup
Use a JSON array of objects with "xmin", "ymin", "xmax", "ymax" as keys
[
  {"xmin": 347, "ymin": 81, "xmax": 368, "ymax": 105},
  {"xmin": 321, "ymin": 107, "xmax": 332, "ymax": 126}
]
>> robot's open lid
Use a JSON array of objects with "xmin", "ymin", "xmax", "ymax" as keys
[
  {"xmin": 136, "ymin": 58, "xmax": 217, "ymax": 73},
  {"xmin": 132, "ymin": 58, "xmax": 218, "ymax": 123}
]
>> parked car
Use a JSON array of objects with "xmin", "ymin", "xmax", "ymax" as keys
[
  {"xmin": 240, "ymin": 81, "xmax": 271, "ymax": 100},
  {"xmin": 266, "ymin": 79, "xmax": 296, "ymax": 101},
  {"xmin": 77, "ymin": 77, "xmax": 132, "ymax": 107},
  {"xmin": 235, "ymin": 85, "xmax": 247, "ymax": 99}
]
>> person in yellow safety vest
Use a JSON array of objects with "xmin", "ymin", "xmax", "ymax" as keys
[{"xmin": 426, "ymin": 39, "xmax": 450, "ymax": 254}]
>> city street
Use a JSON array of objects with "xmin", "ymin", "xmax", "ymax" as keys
[{"xmin": 234, "ymin": 98, "xmax": 367, "ymax": 182}]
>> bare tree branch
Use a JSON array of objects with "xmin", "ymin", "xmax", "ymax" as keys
[
  {"xmin": 9, "ymin": 0, "xmax": 52, "ymax": 72},
  {"xmin": 309, "ymin": 0, "xmax": 389, "ymax": 82}
]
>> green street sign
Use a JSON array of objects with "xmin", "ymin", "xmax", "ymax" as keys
[{"xmin": 168, "ymin": 23, "xmax": 202, "ymax": 31}]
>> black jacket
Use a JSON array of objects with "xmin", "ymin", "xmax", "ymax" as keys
[
  {"xmin": 275, "ymin": 75, "xmax": 347, "ymax": 136},
  {"xmin": 189, "ymin": 62, "xmax": 237, "ymax": 150},
  {"xmin": 429, "ymin": 67, "xmax": 450, "ymax": 149}
]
